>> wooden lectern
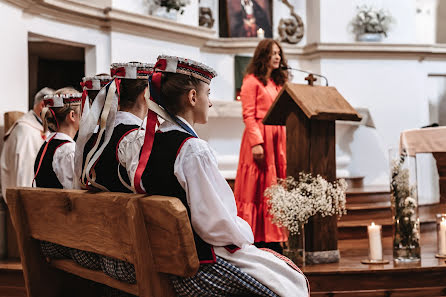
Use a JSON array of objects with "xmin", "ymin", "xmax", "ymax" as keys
[{"xmin": 263, "ymin": 81, "xmax": 361, "ymax": 264}]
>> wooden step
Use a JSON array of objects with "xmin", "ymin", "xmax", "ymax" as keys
[
  {"xmin": 346, "ymin": 186, "xmax": 390, "ymax": 205},
  {"xmin": 338, "ymin": 204, "xmax": 445, "ymax": 239},
  {"xmin": 0, "ymin": 260, "xmax": 26, "ymax": 297}
]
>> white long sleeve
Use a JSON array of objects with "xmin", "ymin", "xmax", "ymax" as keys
[
  {"xmin": 52, "ymin": 134, "xmax": 76, "ymax": 189},
  {"xmin": 117, "ymin": 129, "xmax": 145, "ymax": 190},
  {"xmin": 174, "ymin": 138, "xmax": 254, "ymax": 248}
]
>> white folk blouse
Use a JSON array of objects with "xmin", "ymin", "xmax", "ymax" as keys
[
  {"xmin": 152, "ymin": 118, "xmax": 309, "ymax": 297},
  {"xmin": 51, "ymin": 132, "xmax": 76, "ymax": 189},
  {"xmin": 114, "ymin": 111, "xmax": 145, "ymax": 190}
]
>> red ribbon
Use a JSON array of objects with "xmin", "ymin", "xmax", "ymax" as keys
[
  {"xmin": 49, "ymin": 108, "xmax": 59, "ymax": 131},
  {"xmin": 115, "ymin": 78, "xmax": 121, "ymax": 105},
  {"xmin": 80, "ymin": 80, "xmax": 93, "ymax": 89},
  {"xmin": 134, "ymin": 109, "xmax": 158, "ymax": 194},
  {"xmin": 44, "ymin": 99, "xmax": 54, "ymax": 107},
  {"xmin": 111, "ymin": 67, "xmax": 126, "ymax": 78},
  {"xmin": 155, "ymin": 59, "xmax": 167, "ymax": 71},
  {"xmin": 81, "ymin": 90, "xmax": 87, "ymax": 112}
]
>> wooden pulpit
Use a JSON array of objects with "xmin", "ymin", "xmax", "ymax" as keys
[{"xmin": 263, "ymin": 81, "xmax": 361, "ymax": 264}]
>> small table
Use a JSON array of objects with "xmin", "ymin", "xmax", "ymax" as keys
[{"xmin": 400, "ymin": 126, "xmax": 446, "ymax": 204}]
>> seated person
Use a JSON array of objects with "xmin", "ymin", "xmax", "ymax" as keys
[
  {"xmin": 78, "ymin": 62, "xmax": 152, "ymax": 193},
  {"xmin": 34, "ymin": 88, "xmax": 97, "ymax": 264},
  {"xmin": 132, "ymin": 55, "xmax": 309, "ymax": 297}
]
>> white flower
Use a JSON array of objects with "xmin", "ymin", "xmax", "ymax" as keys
[{"xmin": 265, "ymin": 173, "xmax": 347, "ymax": 235}]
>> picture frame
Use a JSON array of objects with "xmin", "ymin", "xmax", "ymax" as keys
[{"xmin": 219, "ymin": 0, "xmax": 273, "ymax": 38}]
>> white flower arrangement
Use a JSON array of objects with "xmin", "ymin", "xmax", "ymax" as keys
[
  {"xmin": 390, "ymin": 152, "xmax": 420, "ymax": 255},
  {"xmin": 351, "ymin": 5, "xmax": 394, "ymax": 37},
  {"xmin": 152, "ymin": 0, "xmax": 190, "ymax": 14},
  {"xmin": 264, "ymin": 173, "xmax": 347, "ymax": 235}
]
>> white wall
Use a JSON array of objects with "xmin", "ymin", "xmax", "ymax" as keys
[
  {"xmin": 0, "ymin": 1, "xmax": 29, "ymax": 121},
  {"xmin": 273, "ymin": 0, "xmax": 307, "ymax": 45},
  {"xmin": 415, "ymin": 0, "xmax": 438, "ymax": 44},
  {"xmin": 320, "ymin": 0, "xmax": 417, "ymax": 43},
  {"xmin": 321, "ymin": 57, "xmax": 426, "ymax": 149},
  {"xmin": 112, "ymin": 0, "xmax": 199, "ymax": 26}
]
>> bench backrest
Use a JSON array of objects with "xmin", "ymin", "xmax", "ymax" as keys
[{"xmin": 7, "ymin": 187, "xmax": 199, "ymax": 297}]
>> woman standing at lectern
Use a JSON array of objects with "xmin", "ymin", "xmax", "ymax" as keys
[{"xmin": 234, "ymin": 39, "xmax": 289, "ymax": 253}]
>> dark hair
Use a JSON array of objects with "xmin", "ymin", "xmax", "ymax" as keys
[
  {"xmin": 245, "ymin": 39, "xmax": 289, "ymax": 86},
  {"xmin": 119, "ymin": 78, "xmax": 148, "ymax": 109},
  {"xmin": 87, "ymin": 90, "xmax": 99, "ymax": 102},
  {"xmin": 160, "ymin": 73, "xmax": 202, "ymax": 115}
]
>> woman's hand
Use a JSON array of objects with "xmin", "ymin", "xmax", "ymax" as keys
[{"xmin": 252, "ymin": 144, "xmax": 264, "ymax": 166}]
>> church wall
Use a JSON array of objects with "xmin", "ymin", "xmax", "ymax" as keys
[
  {"xmin": 0, "ymin": 1, "xmax": 29, "ymax": 121},
  {"xmin": 319, "ymin": 0, "xmax": 417, "ymax": 44},
  {"xmin": 111, "ymin": 0, "xmax": 200, "ymax": 28},
  {"xmin": 0, "ymin": 0, "xmax": 111, "ymax": 127}
]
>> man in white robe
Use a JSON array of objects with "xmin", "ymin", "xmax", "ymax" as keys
[{"xmin": 0, "ymin": 87, "xmax": 54, "ymax": 203}]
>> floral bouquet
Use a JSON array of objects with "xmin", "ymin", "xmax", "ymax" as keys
[
  {"xmin": 390, "ymin": 150, "xmax": 420, "ymax": 261},
  {"xmin": 153, "ymin": 0, "xmax": 190, "ymax": 14},
  {"xmin": 265, "ymin": 173, "xmax": 347, "ymax": 235}
]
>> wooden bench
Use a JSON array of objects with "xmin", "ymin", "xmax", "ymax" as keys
[{"xmin": 6, "ymin": 187, "xmax": 199, "ymax": 297}]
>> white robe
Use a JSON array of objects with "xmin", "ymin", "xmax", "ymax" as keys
[
  {"xmin": 1, "ymin": 111, "xmax": 46, "ymax": 202},
  {"xmin": 144, "ymin": 118, "xmax": 309, "ymax": 297}
]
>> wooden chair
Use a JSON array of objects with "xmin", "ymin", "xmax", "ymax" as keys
[{"xmin": 6, "ymin": 187, "xmax": 199, "ymax": 297}]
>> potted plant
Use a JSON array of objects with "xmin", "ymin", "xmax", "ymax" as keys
[
  {"xmin": 147, "ymin": 0, "xmax": 190, "ymax": 20},
  {"xmin": 351, "ymin": 5, "xmax": 394, "ymax": 42},
  {"xmin": 265, "ymin": 173, "xmax": 347, "ymax": 265}
]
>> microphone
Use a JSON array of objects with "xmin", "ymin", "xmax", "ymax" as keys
[{"xmin": 281, "ymin": 66, "xmax": 329, "ymax": 86}]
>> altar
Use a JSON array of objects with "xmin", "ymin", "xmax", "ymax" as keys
[{"xmin": 400, "ymin": 126, "xmax": 446, "ymax": 205}]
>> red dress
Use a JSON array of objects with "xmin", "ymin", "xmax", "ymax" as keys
[{"xmin": 234, "ymin": 74, "xmax": 287, "ymax": 243}]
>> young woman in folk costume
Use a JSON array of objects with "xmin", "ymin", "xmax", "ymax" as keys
[
  {"xmin": 76, "ymin": 62, "xmax": 153, "ymax": 193},
  {"xmin": 73, "ymin": 62, "xmax": 153, "ymax": 284},
  {"xmin": 33, "ymin": 88, "xmax": 86, "ymax": 260},
  {"xmin": 234, "ymin": 39, "xmax": 289, "ymax": 253},
  {"xmin": 132, "ymin": 55, "xmax": 309, "ymax": 297},
  {"xmin": 34, "ymin": 88, "xmax": 82, "ymax": 190},
  {"xmin": 72, "ymin": 74, "xmax": 112, "ymax": 189}
]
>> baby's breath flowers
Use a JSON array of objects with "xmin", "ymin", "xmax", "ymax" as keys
[{"xmin": 265, "ymin": 173, "xmax": 347, "ymax": 235}]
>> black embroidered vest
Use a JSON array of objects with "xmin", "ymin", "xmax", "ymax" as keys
[
  {"xmin": 34, "ymin": 139, "xmax": 70, "ymax": 188},
  {"xmin": 141, "ymin": 130, "xmax": 216, "ymax": 263},
  {"xmin": 83, "ymin": 124, "xmax": 139, "ymax": 193}
]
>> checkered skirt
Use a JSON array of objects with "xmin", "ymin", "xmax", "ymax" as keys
[{"xmin": 170, "ymin": 256, "xmax": 279, "ymax": 297}]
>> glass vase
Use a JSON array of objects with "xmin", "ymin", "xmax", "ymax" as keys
[
  {"xmin": 283, "ymin": 225, "xmax": 305, "ymax": 266},
  {"xmin": 389, "ymin": 148, "xmax": 421, "ymax": 262}
]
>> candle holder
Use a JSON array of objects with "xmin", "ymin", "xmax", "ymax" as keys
[
  {"xmin": 436, "ymin": 214, "xmax": 446, "ymax": 259},
  {"xmin": 361, "ymin": 222, "xmax": 389, "ymax": 265}
]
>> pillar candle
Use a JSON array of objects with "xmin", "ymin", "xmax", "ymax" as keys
[
  {"xmin": 439, "ymin": 218, "xmax": 446, "ymax": 255},
  {"xmin": 257, "ymin": 28, "xmax": 265, "ymax": 39},
  {"xmin": 367, "ymin": 222, "xmax": 383, "ymax": 260}
]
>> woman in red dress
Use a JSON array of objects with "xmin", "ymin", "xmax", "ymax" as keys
[{"xmin": 234, "ymin": 39, "xmax": 289, "ymax": 253}]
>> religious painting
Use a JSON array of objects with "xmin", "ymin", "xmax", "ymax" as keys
[{"xmin": 219, "ymin": 0, "xmax": 273, "ymax": 38}]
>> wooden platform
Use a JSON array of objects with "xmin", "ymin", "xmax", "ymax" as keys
[
  {"xmin": 0, "ymin": 229, "xmax": 444, "ymax": 296},
  {"xmin": 304, "ymin": 228, "xmax": 446, "ymax": 296}
]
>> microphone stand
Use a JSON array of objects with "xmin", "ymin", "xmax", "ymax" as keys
[{"xmin": 283, "ymin": 67, "xmax": 329, "ymax": 86}]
